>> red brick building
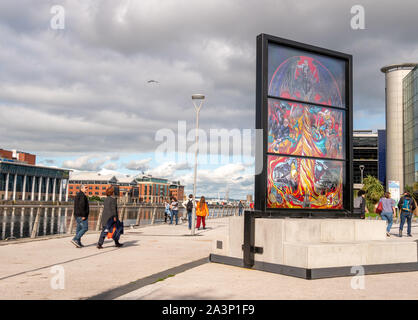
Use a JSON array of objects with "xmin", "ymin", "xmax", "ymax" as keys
[
  {"xmin": 169, "ymin": 181, "xmax": 185, "ymax": 201},
  {"xmin": 68, "ymin": 172, "xmax": 185, "ymax": 204},
  {"xmin": 0, "ymin": 149, "xmax": 36, "ymax": 165}
]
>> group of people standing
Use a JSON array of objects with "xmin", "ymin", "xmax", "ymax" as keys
[
  {"xmin": 70, "ymin": 184, "xmax": 123, "ymax": 249},
  {"xmin": 165, "ymin": 194, "xmax": 209, "ymax": 230},
  {"xmin": 354, "ymin": 190, "xmax": 417, "ymax": 237},
  {"xmin": 164, "ymin": 197, "xmax": 179, "ymax": 225}
]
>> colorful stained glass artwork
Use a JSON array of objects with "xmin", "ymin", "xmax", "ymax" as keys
[
  {"xmin": 268, "ymin": 44, "xmax": 346, "ymax": 108},
  {"xmin": 267, "ymin": 155, "xmax": 343, "ymax": 209},
  {"xmin": 268, "ymin": 99, "xmax": 344, "ymax": 159}
]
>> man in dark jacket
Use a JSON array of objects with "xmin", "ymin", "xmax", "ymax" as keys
[
  {"xmin": 398, "ymin": 192, "xmax": 416, "ymax": 237},
  {"xmin": 71, "ymin": 184, "xmax": 89, "ymax": 248}
]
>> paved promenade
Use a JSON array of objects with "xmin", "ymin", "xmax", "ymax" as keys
[{"xmin": 0, "ymin": 218, "xmax": 417, "ymax": 300}]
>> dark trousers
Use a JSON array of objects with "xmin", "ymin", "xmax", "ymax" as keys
[
  {"xmin": 400, "ymin": 211, "xmax": 413, "ymax": 235},
  {"xmin": 98, "ymin": 226, "xmax": 119, "ymax": 246}
]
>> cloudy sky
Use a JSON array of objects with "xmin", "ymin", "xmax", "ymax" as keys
[{"xmin": 0, "ymin": 0, "xmax": 417, "ymax": 199}]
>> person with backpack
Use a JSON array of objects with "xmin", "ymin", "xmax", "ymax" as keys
[
  {"xmin": 184, "ymin": 194, "xmax": 194, "ymax": 230},
  {"xmin": 353, "ymin": 190, "xmax": 368, "ymax": 219},
  {"xmin": 398, "ymin": 192, "xmax": 416, "ymax": 237},
  {"xmin": 376, "ymin": 192, "xmax": 396, "ymax": 237}
]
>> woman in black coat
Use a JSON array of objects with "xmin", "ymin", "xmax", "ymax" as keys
[{"xmin": 97, "ymin": 186, "xmax": 123, "ymax": 248}]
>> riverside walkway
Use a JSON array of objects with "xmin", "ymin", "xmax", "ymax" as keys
[{"xmin": 0, "ymin": 217, "xmax": 417, "ymax": 300}]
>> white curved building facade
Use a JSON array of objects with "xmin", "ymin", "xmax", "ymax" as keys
[{"xmin": 381, "ymin": 63, "xmax": 417, "ymax": 193}]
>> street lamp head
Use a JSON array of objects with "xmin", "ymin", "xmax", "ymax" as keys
[{"xmin": 192, "ymin": 94, "xmax": 205, "ymax": 100}]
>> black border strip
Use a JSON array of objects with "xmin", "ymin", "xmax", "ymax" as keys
[
  {"xmin": 255, "ymin": 33, "xmax": 353, "ymax": 215},
  {"xmin": 267, "ymin": 95, "xmax": 348, "ymax": 111},
  {"xmin": 209, "ymin": 254, "xmax": 418, "ymax": 280}
]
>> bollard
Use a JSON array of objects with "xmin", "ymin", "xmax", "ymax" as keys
[
  {"xmin": 151, "ymin": 206, "xmax": 157, "ymax": 225},
  {"xmin": 43, "ymin": 207, "xmax": 48, "ymax": 236},
  {"xmin": 96, "ymin": 206, "xmax": 103, "ymax": 231},
  {"xmin": 20, "ymin": 207, "xmax": 25, "ymax": 238},
  {"xmin": 64, "ymin": 208, "xmax": 68, "ymax": 233},
  {"xmin": 50, "ymin": 208, "xmax": 55, "ymax": 235},
  {"xmin": 135, "ymin": 207, "xmax": 141, "ymax": 225},
  {"xmin": 2, "ymin": 208, "xmax": 7, "ymax": 240},
  {"xmin": 222, "ymin": 206, "xmax": 226, "ymax": 217},
  {"xmin": 29, "ymin": 208, "xmax": 34, "ymax": 235},
  {"xmin": 57, "ymin": 206, "xmax": 61, "ymax": 234},
  {"xmin": 10, "ymin": 207, "xmax": 16, "ymax": 239},
  {"xmin": 67, "ymin": 211, "xmax": 74, "ymax": 235},
  {"xmin": 31, "ymin": 206, "xmax": 41, "ymax": 238},
  {"xmin": 121, "ymin": 204, "xmax": 127, "ymax": 222}
]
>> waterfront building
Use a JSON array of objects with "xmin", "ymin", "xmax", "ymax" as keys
[
  {"xmin": 169, "ymin": 180, "xmax": 185, "ymax": 201},
  {"xmin": 68, "ymin": 172, "xmax": 118, "ymax": 199},
  {"xmin": 0, "ymin": 160, "xmax": 70, "ymax": 202},
  {"xmin": 135, "ymin": 175, "xmax": 171, "ymax": 203}
]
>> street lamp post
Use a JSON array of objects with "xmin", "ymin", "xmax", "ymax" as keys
[
  {"xmin": 191, "ymin": 94, "xmax": 205, "ymax": 235},
  {"xmin": 359, "ymin": 165, "xmax": 365, "ymax": 184}
]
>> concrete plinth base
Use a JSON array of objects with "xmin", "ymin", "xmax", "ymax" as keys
[{"xmin": 209, "ymin": 217, "xmax": 418, "ymax": 279}]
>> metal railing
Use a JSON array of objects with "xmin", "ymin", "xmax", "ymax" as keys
[{"xmin": 0, "ymin": 203, "xmax": 245, "ymax": 241}]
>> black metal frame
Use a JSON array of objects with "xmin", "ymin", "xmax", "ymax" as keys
[{"xmin": 255, "ymin": 33, "xmax": 354, "ymax": 217}]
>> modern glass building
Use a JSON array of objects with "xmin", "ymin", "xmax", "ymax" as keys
[
  {"xmin": 403, "ymin": 66, "xmax": 418, "ymax": 188},
  {"xmin": 352, "ymin": 130, "xmax": 386, "ymax": 189},
  {"xmin": 378, "ymin": 129, "xmax": 387, "ymax": 187},
  {"xmin": 0, "ymin": 161, "xmax": 70, "ymax": 202}
]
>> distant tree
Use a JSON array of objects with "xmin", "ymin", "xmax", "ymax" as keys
[
  {"xmin": 362, "ymin": 175, "xmax": 384, "ymax": 213},
  {"xmin": 89, "ymin": 196, "xmax": 103, "ymax": 202},
  {"xmin": 405, "ymin": 185, "xmax": 418, "ymax": 202}
]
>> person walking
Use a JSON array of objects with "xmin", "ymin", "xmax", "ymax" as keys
[
  {"xmin": 398, "ymin": 192, "xmax": 416, "ymax": 237},
  {"xmin": 238, "ymin": 200, "xmax": 244, "ymax": 216},
  {"xmin": 164, "ymin": 201, "xmax": 171, "ymax": 223},
  {"xmin": 353, "ymin": 190, "xmax": 368, "ymax": 219},
  {"xmin": 196, "ymin": 196, "xmax": 209, "ymax": 230},
  {"xmin": 376, "ymin": 192, "xmax": 396, "ymax": 237},
  {"xmin": 184, "ymin": 194, "xmax": 194, "ymax": 230},
  {"xmin": 170, "ymin": 197, "xmax": 179, "ymax": 225},
  {"xmin": 71, "ymin": 184, "xmax": 89, "ymax": 248},
  {"xmin": 97, "ymin": 186, "xmax": 123, "ymax": 248}
]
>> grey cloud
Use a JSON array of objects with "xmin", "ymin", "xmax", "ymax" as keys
[
  {"xmin": 104, "ymin": 162, "xmax": 118, "ymax": 170},
  {"xmin": 125, "ymin": 158, "xmax": 152, "ymax": 171},
  {"xmin": 62, "ymin": 155, "xmax": 107, "ymax": 171},
  {"xmin": 0, "ymin": 0, "xmax": 417, "ymax": 157}
]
